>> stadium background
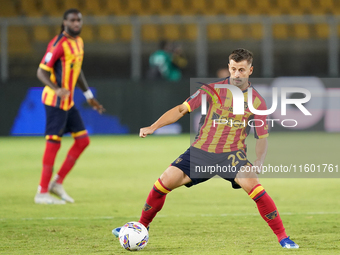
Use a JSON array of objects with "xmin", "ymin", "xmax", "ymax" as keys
[
  {"xmin": 0, "ymin": 0, "xmax": 340, "ymax": 135},
  {"xmin": 1, "ymin": 2, "xmax": 340, "ymax": 254}
]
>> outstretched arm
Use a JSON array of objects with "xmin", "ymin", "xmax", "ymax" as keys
[
  {"xmin": 37, "ymin": 67, "xmax": 70, "ymax": 99},
  {"xmin": 253, "ymin": 137, "xmax": 268, "ymax": 173},
  {"xmin": 77, "ymin": 70, "xmax": 105, "ymax": 114},
  {"xmin": 140, "ymin": 104, "xmax": 189, "ymax": 138}
]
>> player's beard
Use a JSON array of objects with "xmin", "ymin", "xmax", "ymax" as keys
[{"xmin": 67, "ymin": 27, "xmax": 82, "ymax": 37}]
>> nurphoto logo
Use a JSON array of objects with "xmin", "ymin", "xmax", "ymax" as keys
[{"xmin": 200, "ymin": 84, "xmax": 312, "ymax": 128}]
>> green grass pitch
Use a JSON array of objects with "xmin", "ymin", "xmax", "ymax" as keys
[{"xmin": 0, "ymin": 133, "xmax": 339, "ymax": 254}]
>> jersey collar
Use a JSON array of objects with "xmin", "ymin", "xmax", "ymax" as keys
[{"xmin": 62, "ymin": 31, "xmax": 78, "ymax": 40}]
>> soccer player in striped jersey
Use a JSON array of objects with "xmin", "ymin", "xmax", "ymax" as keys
[
  {"xmin": 113, "ymin": 48, "xmax": 298, "ymax": 249},
  {"xmin": 34, "ymin": 9, "xmax": 105, "ymax": 204}
]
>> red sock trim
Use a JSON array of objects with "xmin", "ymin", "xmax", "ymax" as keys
[
  {"xmin": 153, "ymin": 178, "xmax": 172, "ymax": 195},
  {"xmin": 152, "ymin": 186, "xmax": 166, "ymax": 195},
  {"xmin": 253, "ymin": 190, "xmax": 267, "ymax": 201},
  {"xmin": 248, "ymin": 184, "xmax": 262, "ymax": 195},
  {"xmin": 158, "ymin": 178, "xmax": 172, "ymax": 192}
]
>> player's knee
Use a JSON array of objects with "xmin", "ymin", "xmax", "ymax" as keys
[
  {"xmin": 159, "ymin": 171, "xmax": 171, "ymax": 189},
  {"xmin": 235, "ymin": 170, "xmax": 260, "ymax": 193},
  {"xmin": 160, "ymin": 166, "xmax": 189, "ymax": 190},
  {"xmin": 75, "ymin": 135, "xmax": 90, "ymax": 149},
  {"xmin": 235, "ymin": 177, "xmax": 260, "ymax": 194}
]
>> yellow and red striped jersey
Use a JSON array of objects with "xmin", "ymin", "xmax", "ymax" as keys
[
  {"xmin": 39, "ymin": 32, "xmax": 84, "ymax": 111},
  {"xmin": 184, "ymin": 78, "xmax": 269, "ymax": 153}
]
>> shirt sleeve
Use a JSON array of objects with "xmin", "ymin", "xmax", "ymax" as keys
[
  {"xmin": 183, "ymin": 88, "xmax": 205, "ymax": 113},
  {"xmin": 253, "ymin": 100, "xmax": 269, "ymax": 139},
  {"xmin": 39, "ymin": 39, "xmax": 64, "ymax": 72}
]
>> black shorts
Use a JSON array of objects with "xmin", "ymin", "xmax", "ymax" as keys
[
  {"xmin": 171, "ymin": 146, "xmax": 252, "ymax": 189},
  {"xmin": 44, "ymin": 105, "xmax": 86, "ymax": 137}
]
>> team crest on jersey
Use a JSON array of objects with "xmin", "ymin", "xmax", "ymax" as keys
[
  {"xmin": 265, "ymin": 210, "xmax": 278, "ymax": 220},
  {"xmin": 143, "ymin": 203, "xmax": 152, "ymax": 212},
  {"xmin": 175, "ymin": 158, "xmax": 183, "ymax": 164}
]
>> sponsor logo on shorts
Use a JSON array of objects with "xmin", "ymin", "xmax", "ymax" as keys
[{"xmin": 175, "ymin": 158, "xmax": 183, "ymax": 164}]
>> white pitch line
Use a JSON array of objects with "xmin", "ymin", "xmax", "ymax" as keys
[{"xmin": 0, "ymin": 211, "xmax": 340, "ymax": 221}]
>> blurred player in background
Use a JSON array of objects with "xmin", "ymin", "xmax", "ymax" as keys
[
  {"xmin": 147, "ymin": 40, "xmax": 187, "ymax": 81},
  {"xmin": 172, "ymin": 42, "xmax": 188, "ymax": 76},
  {"xmin": 34, "ymin": 9, "xmax": 105, "ymax": 204},
  {"xmin": 113, "ymin": 49, "xmax": 299, "ymax": 249}
]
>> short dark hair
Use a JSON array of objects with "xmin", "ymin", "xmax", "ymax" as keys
[
  {"xmin": 229, "ymin": 48, "xmax": 253, "ymax": 65},
  {"xmin": 60, "ymin": 8, "xmax": 81, "ymax": 33}
]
